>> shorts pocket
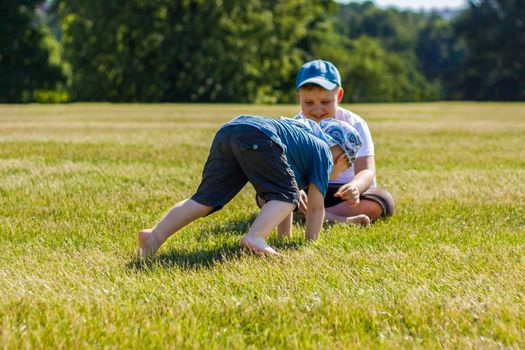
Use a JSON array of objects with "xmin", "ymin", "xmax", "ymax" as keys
[{"xmin": 238, "ymin": 137, "xmax": 274, "ymax": 152}]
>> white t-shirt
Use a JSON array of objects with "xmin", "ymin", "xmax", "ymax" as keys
[{"xmin": 294, "ymin": 107, "xmax": 376, "ymax": 188}]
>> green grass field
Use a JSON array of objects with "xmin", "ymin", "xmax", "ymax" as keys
[{"xmin": 1, "ymin": 103, "xmax": 524, "ymax": 349}]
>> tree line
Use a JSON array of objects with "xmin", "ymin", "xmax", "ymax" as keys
[{"xmin": 1, "ymin": 0, "xmax": 524, "ymax": 103}]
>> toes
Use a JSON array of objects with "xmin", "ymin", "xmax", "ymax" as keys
[{"xmin": 360, "ymin": 215, "xmax": 371, "ymax": 226}]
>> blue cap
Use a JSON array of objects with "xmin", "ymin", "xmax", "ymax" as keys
[{"xmin": 296, "ymin": 59, "xmax": 341, "ymax": 91}]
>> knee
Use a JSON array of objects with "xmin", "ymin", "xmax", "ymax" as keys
[
  {"xmin": 362, "ymin": 188, "xmax": 395, "ymax": 218},
  {"xmin": 379, "ymin": 190, "xmax": 395, "ymax": 217}
]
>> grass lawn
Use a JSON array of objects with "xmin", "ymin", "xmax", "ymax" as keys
[{"xmin": 1, "ymin": 102, "xmax": 524, "ymax": 348}]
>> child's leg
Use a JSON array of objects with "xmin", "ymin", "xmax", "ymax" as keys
[
  {"xmin": 277, "ymin": 213, "xmax": 293, "ymax": 238},
  {"xmin": 138, "ymin": 199, "xmax": 213, "ymax": 257},
  {"xmin": 256, "ymin": 194, "xmax": 293, "ymax": 238},
  {"xmin": 326, "ymin": 200, "xmax": 382, "ymax": 222},
  {"xmin": 240, "ymin": 200, "xmax": 296, "ymax": 256},
  {"xmin": 324, "ymin": 211, "xmax": 371, "ymax": 226}
]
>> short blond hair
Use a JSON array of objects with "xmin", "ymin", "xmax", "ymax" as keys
[{"xmin": 298, "ymin": 84, "xmax": 341, "ymax": 92}]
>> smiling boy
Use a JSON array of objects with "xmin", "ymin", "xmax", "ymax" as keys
[{"xmin": 293, "ymin": 59, "xmax": 394, "ymax": 223}]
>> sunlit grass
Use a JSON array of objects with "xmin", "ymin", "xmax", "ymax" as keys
[{"xmin": 1, "ymin": 102, "xmax": 524, "ymax": 348}]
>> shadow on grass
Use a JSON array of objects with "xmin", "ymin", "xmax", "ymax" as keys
[
  {"xmin": 193, "ymin": 213, "xmax": 258, "ymax": 238},
  {"xmin": 127, "ymin": 215, "xmax": 303, "ymax": 271}
]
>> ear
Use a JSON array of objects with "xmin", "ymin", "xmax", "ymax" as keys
[
  {"xmin": 295, "ymin": 91, "xmax": 301, "ymax": 103},
  {"xmin": 337, "ymin": 88, "xmax": 344, "ymax": 103},
  {"xmin": 335, "ymin": 150, "xmax": 346, "ymax": 165}
]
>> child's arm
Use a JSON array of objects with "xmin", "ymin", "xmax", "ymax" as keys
[
  {"xmin": 334, "ymin": 156, "xmax": 375, "ymax": 206},
  {"xmin": 305, "ymin": 183, "xmax": 325, "ymax": 240}
]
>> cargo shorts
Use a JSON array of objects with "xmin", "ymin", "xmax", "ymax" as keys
[{"xmin": 191, "ymin": 124, "xmax": 300, "ymax": 213}]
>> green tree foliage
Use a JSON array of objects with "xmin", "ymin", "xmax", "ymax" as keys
[
  {"xmin": 0, "ymin": 1, "xmax": 64, "ymax": 102},
  {"xmin": 416, "ymin": 14, "xmax": 465, "ymax": 99},
  {"xmin": 336, "ymin": 1, "xmax": 425, "ymax": 53},
  {"xmin": 453, "ymin": 0, "xmax": 525, "ymax": 100},
  {"xmin": 4, "ymin": 0, "xmax": 524, "ymax": 103},
  {"xmin": 333, "ymin": 2, "xmax": 438, "ymax": 102},
  {"xmin": 342, "ymin": 36, "xmax": 438, "ymax": 102},
  {"xmin": 54, "ymin": 0, "xmax": 334, "ymax": 103}
]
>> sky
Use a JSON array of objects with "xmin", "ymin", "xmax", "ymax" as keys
[{"xmin": 341, "ymin": 0, "xmax": 467, "ymax": 11}]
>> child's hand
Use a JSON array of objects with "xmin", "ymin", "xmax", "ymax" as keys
[
  {"xmin": 298, "ymin": 190, "xmax": 308, "ymax": 214},
  {"xmin": 334, "ymin": 183, "xmax": 360, "ymax": 207}
]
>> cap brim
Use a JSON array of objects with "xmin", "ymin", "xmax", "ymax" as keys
[{"xmin": 296, "ymin": 77, "xmax": 337, "ymax": 91}]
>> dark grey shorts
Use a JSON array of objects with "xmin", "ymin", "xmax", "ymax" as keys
[
  {"xmin": 191, "ymin": 124, "xmax": 300, "ymax": 213},
  {"xmin": 325, "ymin": 184, "xmax": 395, "ymax": 217}
]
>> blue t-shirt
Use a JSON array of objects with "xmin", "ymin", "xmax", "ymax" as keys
[{"xmin": 223, "ymin": 115, "xmax": 333, "ymax": 195}]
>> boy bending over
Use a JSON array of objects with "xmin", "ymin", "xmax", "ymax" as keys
[{"xmin": 138, "ymin": 115, "xmax": 362, "ymax": 257}]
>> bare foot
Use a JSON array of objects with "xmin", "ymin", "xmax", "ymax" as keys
[
  {"xmin": 347, "ymin": 214, "xmax": 371, "ymax": 226},
  {"xmin": 325, "ymin": 212, "xmax": 371, "ymax": 226},
  {"xmin": 240, "ymin": 235, "xmax": 281, "ymax": 257},
  {"xmin": 137, "ymin": 229, "xmax": 162, "ymax": 258}
]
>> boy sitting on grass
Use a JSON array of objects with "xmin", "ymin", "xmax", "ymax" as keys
[
  {"xmin": 138, "ymin": 114, "xmax": 362, "ymax": 257},
  {"xmin": 290, "ymin": 59, "xmax": 394, "ymax": 223}
]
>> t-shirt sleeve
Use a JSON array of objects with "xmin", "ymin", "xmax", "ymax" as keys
[
  {"xmin": 355, "ymin": 120, "xmax": 374, "ymax": 157},
  {"xmin": 307, "ymin": 142, "xmax": 333, "ymax": 196},
  {"xmin": 337, "ymin": 109, "xmax": 374, "ymax": 158}
]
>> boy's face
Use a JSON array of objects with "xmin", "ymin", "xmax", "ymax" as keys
[{"xmin": 296, "ymin": 86, "xmax": 344, "ymax": 123}]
